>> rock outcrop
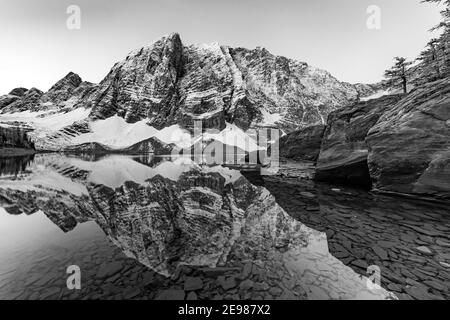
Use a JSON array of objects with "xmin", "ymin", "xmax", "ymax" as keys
[
  {"xmin": 0, "ymin": 88, "xmax": 29, "ymax": 111},
  {"xmin": 0, "ymin": 73, "xmax": 95, "ymax": 115},
  {"xmin": 120, "ymin": 137, "xmax": 175, "ymax": 155},
  {"xmin": 63, "ymin": 142, "xmax": 112, "ymax": 154},
  {"xmin": 279, "ymin": 125, "xmax": 325, "ymax": 162},
  {"xmin": 315, "ymin": 95, "xmax": 403, "ymax": 187},
  {"xmin": 0, "ymin": 88, "xmax": 43, "ymax": 113},
  {"xmin": 366, "ymin": 78, "xmax": 450, "ymax": 199},
  {"xmin": 8, "ymin": 88, "xmax": 28, "ymax": 97}
]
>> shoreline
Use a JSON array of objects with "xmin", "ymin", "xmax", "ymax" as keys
[{"xmin": 0, "ymin": 148, "xmax": 36, "ymax": 158}]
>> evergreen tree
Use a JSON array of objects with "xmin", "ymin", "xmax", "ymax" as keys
[
  {"xmin": 416, "ymin": 39, "xmax": 442, "ymax": 83},
  {"xmin": 384, "ymin": 57, "xmax": 413, "ymax": 93},
  {"xmin": 422, "ymin": 0, "xmax": 450, "ymax": 78}
]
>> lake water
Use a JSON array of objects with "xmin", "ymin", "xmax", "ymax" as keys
[{"xmin": 0, "ymin": 153, "xmax": 448, "ymax": 300}]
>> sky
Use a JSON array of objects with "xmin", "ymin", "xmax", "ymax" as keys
[{"xmin": 0, "ymin": 0, "xmax": 444, "ymax": 94}]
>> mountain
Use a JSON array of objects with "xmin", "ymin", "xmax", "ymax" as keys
[{"xmin": 0, "ymin": 33, "xmax": 378, "ymax": 151}]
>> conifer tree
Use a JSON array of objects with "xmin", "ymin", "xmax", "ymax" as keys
[{"xmin": 384, "ymin": 57, "xmax": 413, "ymax": 93}]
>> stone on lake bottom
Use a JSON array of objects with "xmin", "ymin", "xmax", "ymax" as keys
[
  {"xmin": 415, "ymin": 246, "xmax": 433, "ymax": 256},
  {"xmin": 184, "ymin": 277, "xmax": 203, "ymax": 291},
  {"xmin": 155, "ymin": 289, "xmax": 185, "ymax": 300},
  {"xmin": 96, "ymin": 261, "xmax": 124, "ymax": 279}
]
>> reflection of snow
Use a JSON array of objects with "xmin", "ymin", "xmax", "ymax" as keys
[
  {"xmin": 19, "ymin": 154, "xmax": 244, "ymax": 190},
  {"xmin": 0, "ymin": 163, "xmax": 88, "ymax": 196},
  {"xmin": 66, "ymin": 155, "xmax": 194, "ymax": 188}
]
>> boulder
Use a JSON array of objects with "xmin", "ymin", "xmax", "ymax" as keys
[
  {"xmin": 279, "ymin": 125, "xmax": 325, "ymax": 162},
  {"xmin": 315, "ymin": 94, "xmax": 403, "ymax": 187},
  {"xmin": 366, "ymin": 78, "xmax": 450, "ymax": 199}
]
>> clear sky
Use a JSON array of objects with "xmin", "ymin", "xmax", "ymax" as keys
[{"xmin": 0, "ymin": 0, "xmax": 444, "ymax": 94}]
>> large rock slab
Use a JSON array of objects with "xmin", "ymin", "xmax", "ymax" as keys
[
  {"xmin": 366, "ymin": 78, "xmax": 450, "ymax": 199},
  {"xmin": 315, "ymin": 95, "xmax": 403, "ymax": 186},
  {"xmin": 279, "ymin": 125, "xmax": 325, "ymax": 162}
]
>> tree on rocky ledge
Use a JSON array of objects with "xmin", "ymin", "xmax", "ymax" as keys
[
  {"xmin": 421, "ymin": 0, "xmax": 450, "ymax": 78},
  {"xmin": 384, "ymin": 57, "xmax": 413, "ymax": 93}
]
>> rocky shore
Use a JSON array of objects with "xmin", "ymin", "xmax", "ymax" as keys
[
  {"xmin": 280, "ymin": 77, "xmax": 450, "ymax": 200},
  {"xmin": 263, "ymin": 174, "xmax": 450, "ymax": 300}
]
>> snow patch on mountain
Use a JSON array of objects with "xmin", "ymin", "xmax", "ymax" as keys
[
  {"xmin": 360, "ymin": 90, "xmax": 391, "ymax": 102},
  {"xmin": 0, "ymin": 108, "xmax": 91, "ymax": 133},
  {"xmin": 0, "ymin": 163, "xmax": 88, "ymax": 196},
  {"xmin": 260, "ymin": 109, "xmax": 283, "ymax": 126}
]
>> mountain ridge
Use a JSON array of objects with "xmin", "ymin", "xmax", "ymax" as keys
[{"xmin": 0, "ymin": 32, "xmax": 381, "ymax": 151}]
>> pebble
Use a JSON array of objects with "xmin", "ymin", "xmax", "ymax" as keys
[
  {"xmin": 217, "ymin": 276, "xmax": 237, "ymax": 290},
  {"xmin": 415, "ymin": 246, "xmax": 433, "ymax": 256},
  {"xmin": 155, "ymin": 289, "xmax": 185, "ymax": 300},
  {"xmin": 372, "ymin": 245, "xmax": 388, "ymax": 260},
  {"xmin": 123, "ymin": 287, "xmax": 140, "ymax": 299},
  {"xmin": 184, "ymin": 277, "xmax": 203, "ymax": 291},
  {"xmin": 186, "ymin": 292, "xmax": 198, "ymax": 300},
  {"xmin": 240, "ymin": 262, "xmax": 252, "ymax": 279},
  {"xmin": 299, "ymin": 191, "xmax": 315, "ymax": 198},
  {"xmin": 239, "ymin": 279, "xmax": 254, "ymax": 291}
]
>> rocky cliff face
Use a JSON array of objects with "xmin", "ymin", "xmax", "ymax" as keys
[
  {"xmin": 83, "ymin": 35, "xmax": 374, "ymax": 132},
  {"xmin": 315, "ymin": 94, "xmax": 404, "ymax": 187},
  {"xmin": 0, "ymin": 88, "xmax": 44, "ymax": 113},
  {"xmin": 279, "ymin": 125, "xmax": 325, "ymax": 162},
  {"xmin": 367, "ymin": 78, "xmax": 450, "ymax": 199},
  {"xmin": 0, "ymin": 72, "xmax": 95, "ymax": 114},
  {"xmin": 0, "ymin": 33, "xmax": 376, "ymax": 151}
]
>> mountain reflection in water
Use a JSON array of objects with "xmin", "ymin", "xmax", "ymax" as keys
[{"xmin": 0, "ymin": 154, "xmax": 394, "ymax": 300}]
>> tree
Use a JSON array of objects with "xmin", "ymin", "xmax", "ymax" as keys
[
  {"xmin": 384, "ymin": 57, "xmax": 413, "ymax": 93},
  {"xmin": 422, "ymin": 0, "xmax": 450, "ymax": 78},
  {"xmin": 416, "ymin": 38, "xmax": 442, "ymax": 83}
]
